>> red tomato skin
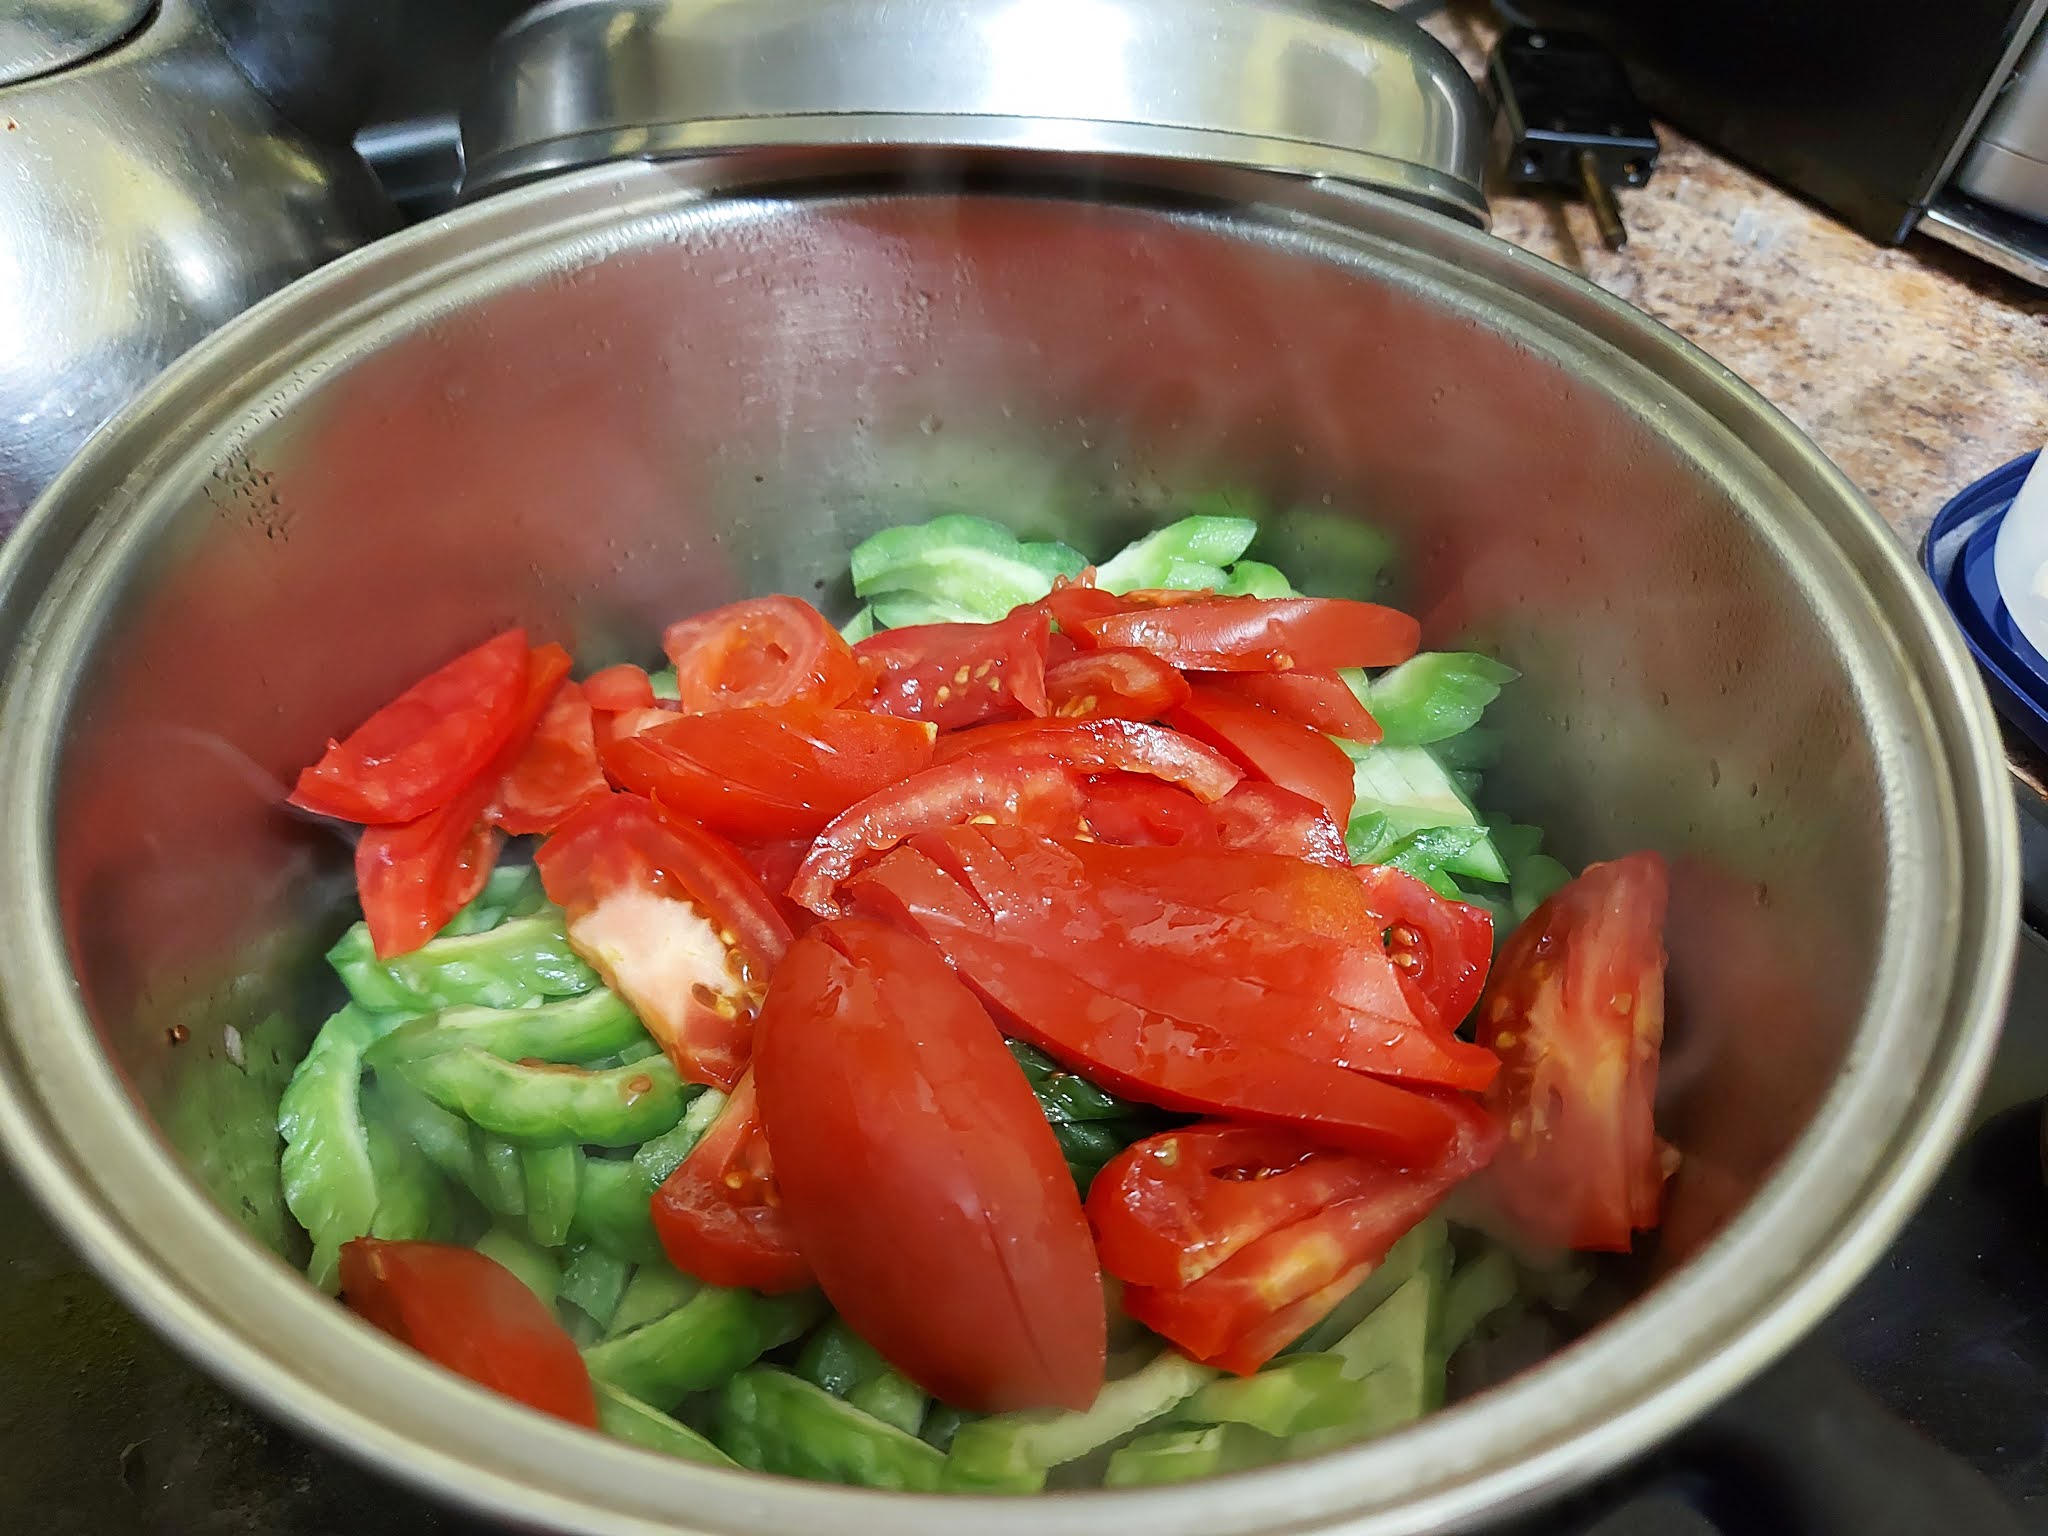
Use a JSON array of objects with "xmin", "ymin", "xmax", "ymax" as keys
[
  {"xmin": 788, "ymin": 755, "xmax": 1090, "ymax": 916},
  {"xmin": 1080, "ymin": 776, "xmax": 1219, "ymax": 848},
  {"xmin": 1476, "ymin": 852, "xmax": 1672, "ymax": 1253},
  {"xmin": 1207, "ymin": 671, "xmax": 1382, "ymax": 743},
  {"xmin": 536, "ymin": 792, "xmax": 793, "ymax": 1089},
  {"xmin": 583, "ymin": 663, "xmax": 660, "ymax": 713},
  {"xmin": 915, "ymin": 826, "xmax": 1493, "ymax": 1091},
  {"xmin": 756, "ymin": 920, "xmax": 1105, "ymax": 1411},
  {"xmin": 933, "ymin": 717, "xmax": 1242, "ymax": 803},
  {"xmin": 651, "ymin": 1070, "xmax": 813, "ymax": 1291},
  {"xmin": 1209, "ymin": 782, "xmax": 1349, "ymax": 867},
  {"xmin": 1075, "ymin": 596, "xmax": 1419, "ymax": 673},
  {"xmin": 603, "ymin": 704, "xmax": 936, "ymax": 842},
  {"xmin": 662, "ymin": 595, "xmax": 864, "ymax": 713},
  {"xmin": 1167, "ymin": 685, "xmax": 1356, "ymax": 825},
  {"xmin": 490, "ymin": 679, "xmax": 608, "ymax": 836},
  {"xmin": 1044, "ymin": 649, "xmax": 1191, "ymax": 722},
  {"xmin": 339, "ymin": 1239, "xmax": 598, "ymax": 1426},
  {"xmin": 887, "ymin": 906, "xmax": 1461, "ymax": 1162},
  {"xmin": 1354, "ymin": 864, "xmax": 1495, "ymax": 1032},
  {"xmin": 291, "ymin": 629, "xmax": 531, "ymax": 824},
  {"xmin": 853, "ymin": 607, "xmax": 1052, "ymax": 729},
  {"xmin": 356, "ymin": 643, "xmax": 572, "ymax": 957}
]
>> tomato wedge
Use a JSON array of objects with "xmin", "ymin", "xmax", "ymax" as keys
[
  {"xmin": 340, "ymin": 1238, "xmax": 597, "ymax": 1425},
  {"xmin": 1073, "ymin": 596, "xmax": 1419, "ymax": 673},
  {"xmin": 1080, "ymin": 777, "xmax": 1218, "ymax": 848},
  {"xmin": 788, "ymin": 755, "xmax": 1089, "ymax": 916},
  {"xmin": 1354, "ymin": 864, "xmax": 1494, "ymax": 1033},
  {"xmin": 490, "ymin": 679, "xmax": 607, "ymax": 836},
  {"xmin": 662, "ymin": 595, "xmax": 864, "ymax": 713},
  {"xmin": 1100, "ymin": 1102, "xmax": 1498, "ymax": 1373},
  {"xmin": 356, "ymin": 643, "xmax": 572, "ymax": 957},
  {"xmin": 583, "ymin": 663, "xmax": 659, "ymax": 713},
  {"xmin": 933, "ymin": 717, "xmax": 1241, "ymax": 803},
  {"xmin": 1476, "ymin": 852, "xmax": 1672, "ymax": 1252},
  {"xmin": 1209, "ymin": 782, "xmax": 1349, "ymax": 867},
  {"xmin": 1207, "ymin": 671, "xmax": 1381, "ymax": 743},
  {"xmin": 881, "ymin": 902, "xmax": 1462, "ymax": 1162},
  {"xmin": 536, "ymin": 792, "xmax": 792, "ymax": 1089},
  {"xmin": 651, "ymin": 1070, "xmax": 812, "ymax": 1292},
  {"xmin": 603, "ymin": 703, "xmax": 936, "ymax": 842},
  {"xmin": 1044, "ymin": 649, "xmax": 1191, "ymax": 722},
  {"xmin": 853, "ymin": 607, "xmax": 1052, "ymax": 729},
  {"xmin": 291, "ymin": 629, "xmax": 531, "ymax": 824},
  {"xmin": 1168, "ymin": 685, "xmax": 1356, "ymax": 825},
  {"xmin": 756, "ymin": 920, "xmax": 1105, "ymax": 1411}
]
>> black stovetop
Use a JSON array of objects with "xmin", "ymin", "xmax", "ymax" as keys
[{"xmin": 7, "ymin": 800, "xmax": 2048, "ymax": 1536}]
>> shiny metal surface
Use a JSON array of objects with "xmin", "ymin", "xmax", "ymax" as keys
[
  {"xmin": 0, "ymin": 0, "xmax": 395, "ymax": 533},
  {"xmin": 1921, "ymin": 190, "xmax": 2048, "ymax": 287},
  {"xmin": 458, "ymin": 0, "xmax": 1489, "ymax": 223},
  {"xmin": 0, "ymin": 156, "xmax": 2017, "ymax": 1534},
  {"xmin": 1957, "ymin": 17, "xmax": 2048, "ymax": 221},
  {"xmin": 0, "ymin": 0, "xmax": 149, "ymax": 85}
]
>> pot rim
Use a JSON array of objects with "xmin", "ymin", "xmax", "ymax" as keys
[{"xmin": 0, "ymin": 154, "xmax": 2018, "ymax": 1536}]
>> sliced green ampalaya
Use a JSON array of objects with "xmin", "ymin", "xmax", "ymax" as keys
[
  {"xmin": 391, "ymin": 1049, "xmax": 687, "ymax": 1148},
  {"xmin": 1340, "ymin": 741, "xmax": 1508, "ymax": 883},
  {"xmin": 718, "ymin": 1367, "xmax": 950, "ymax": 1491},
  {"xmin": 946, "ymin": 1350, "xmax": 1216, "ymax": 1488},
  {"xmin": 366, "ymin": 990, "xmax": 649, "ymax": 1071},
  {"xmin": 596, "ymin": 1381, "xmax": 739, "ymax": 1466},
  {"xmin": 849, "ymin": 514, "xmax": 1085, "ymax": 626},
  {"xmin": 1355, "ymin": 652, "xmax": 1517, "ymax": 747},
  {"xmin": 329, "ymin": 912, "xmax": 598, "ymax": 1014},
  {"xmin": 584, "ymin": 1287, "xmax": 825, "ymax": 1411},
  {"xmin": 1094, "ymin": 514, "xmax": 1258, "ymax": 593},
  {"xmin": 278, "ymin": 1004, "xmax": 408, "ymax": 1292}
]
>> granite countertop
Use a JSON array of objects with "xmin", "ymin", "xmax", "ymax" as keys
[{"xmin": 1427, "ymin": 7, "xmax": 2048, "ymax": 556}]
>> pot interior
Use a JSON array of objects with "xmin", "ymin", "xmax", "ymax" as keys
[{"xmin": 9, "ymin": 175, "xmax": 1982, "ymax": 1528}]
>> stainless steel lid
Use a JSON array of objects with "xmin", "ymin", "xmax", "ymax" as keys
[
  {"xmin": 459, "ymin": 0, "xmax": 1490, "ymax": 223},
  {"xmin": 0, "ymin": 0, "xmax": 151, "ymax": 86}
]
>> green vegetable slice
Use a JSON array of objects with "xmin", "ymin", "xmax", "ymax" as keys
[
  {"xmin": 946, "ymin": 1350, "xmax": 1215, "ymax": 1486},
  {"xmin": 718, "ymin": 1367, "xmax": 949, "ymax": 1491},
  {"xmin": 1340, "ymin": 742, "xmax": 1508, "ymax": 883},
  {"xmin": 278, "ymin": 1004, "xmax": 404, "ymax": 1291},
  {"xmin": 1103, "ymin": 1423, "xmax": 1276, "ymax": 1487},
  {"xmin": 1094, "ymin": 515, "xmax": 1258, "ymax": 593},
  {"xmin": 368, "ymin": 990, "xmax": 649, "ymax": 1070},
  {"xmin": 849, "ymin": 515, "xmax": 1084, "ymax": 625},
  {"xmin": 596, "ymin": 1382, "xmax": 739, "ymax": 1466},
  {"xmin": 391, "ymin": 1049, "xmax": 687, "ymax": 1147},
  {"xmin": 1357, "ymin": 652, "xmax": 1518, "ymax": 747},
  {"xmin": 521, "ymin": 1143, "xmax": 583, "ymax": 1248},
  {"xmin": 329, "ymin": 912, "xmax": 598, "ymax": 1014},
  {"xmin": 473, "ymin": 1226, "xmax": 562, "ymax": 1308},
  {"xmin": 584, "ymin": 1287, "xmax": 825, "ymax": 1410}
]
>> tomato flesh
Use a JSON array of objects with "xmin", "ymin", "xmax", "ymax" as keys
[
  {"xmin": 292, "ymin": 629, "xmax": 531, "ymax": 824},
  {"xmin": 1074, "ymin": 596, "xmax": 1419, "ymax": 673},
  {"xmin": 662, "ymin": 595, "xmax": 864, "ymax": 712},
  {"xmin": 1044, "ymin": 649, "xmax": 1191, "ymax": 722},
  {"xmin": 340, "ymin": 1238, "xmax": 597, "ymax": 1425},
  {"xmin": 853, "ymin": 607, "xmax": 1052, "ymax": 729},
  {"xmin": 651, "ymin": 1070, "xmax": 812, "ymax": 1291},
  {"xmin": 788, "ymin": 755, "xmax": 1089, "ymax": 916},
  {"xmin": 536, "ymin": 792, "xmax": 792, "ymax": 1089},
  {"xmin": 756, "ymin": 920, "xmax": 1105, "ymax": 1411},
  {"xmin": 1168, "ymin": 685, "xmax": 1356, "ymax": 825},
  {"xmin": 1209, "ymin": 782, "xmax": 1349, "ymax": 867},
  {"xmin": 1476, "ymin": 852, "xmax": 1672, "ymax": 1252},
  {"xmin": 1207, "ymin": 671, "xmax": 1381, "ymax": 743},
  {"xmin": 1354, "ymin": 864, "xmax": 1494, "ymax": 1032},
  {"xmin": 490, "ymin": 679, "xmax": 607, "ymax": 836},
  {"xmin": 356, "ymin": 643, "xmax": 572, "ymax": 957},
  {"xmin": 583, "ymin": 663, "xmax": 660, "ymax": 713},
  {"xmin": 934, "ymin": 717, "xmax": 1241, "ymax": 803},
  {"xmin": 1080, "ymin": 777, "xmax": 1218, "ymax": 848},
  {"xmin": 603, "ymin": 703, "xmax": 936, "ymax": 842}
]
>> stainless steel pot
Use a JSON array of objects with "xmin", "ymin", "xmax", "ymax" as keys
[{"xmin": 0, "ymin": 153, "xmax": 2017, "ymax": 1534}]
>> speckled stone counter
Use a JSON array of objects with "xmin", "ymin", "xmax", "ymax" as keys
[{"xmin": 1428, "ymin": 7, "xmax": 2048, "ymax": 555}]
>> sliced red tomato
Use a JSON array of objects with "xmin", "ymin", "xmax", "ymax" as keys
[
  {"xmin": 651, "ymin": 1070, "xmax": 812, "ymax": 1292},
  {"xmin": 737, "ymin": 836, "xmax": 817, "ymax": 932},
  {"xmin": 603, "ymin": 703, "xmax": 936, "ymax": 842},
  {"xmin": 933, "ymin": 717, "xmax": 1241, "ymax": 803},
  {"xmin": 356, "ymin": 643, "xmax": 572, "ymax": 957},
  {"xmin": 489, "ymin": 679, "xmax": 607, "ymax": 836},
  {"xmin": 1073, "ymin": 596, "xmax": 1419, "ymax": 673},
  {"xmin": 1080, "ymin": 777, "xmax": 1218, "ymax": 848},
  {"xmin": 1069, "ymin": 840, "xmax": 1378, "ymax": 943},
  {"xmin": 1168, "ymin": 685, "xmax": 1355, "ymax": 825},
  {"xmin": 1354, "ymin": 864, "xmax": 1495, "ymax": 1033},
  {"xmin": 1207, "ymin": 671, "xmax": 1382, "ymax": 743},
  {"xmin": 1476, "ymin": 852, "xmax": 1672, "ymax": 1253},
  {"xmin": 583, "ymin": 663, "xmax": 660, "ymax": 713},
  {"xmin": 1044, "ymin": 649, "xmax": 1191, "ymax": 722},
  {"xmin": 1101, "ymin": 1101, "xmax": 1498, "ymax": 1372},
  {"xmin": 853, "ymin": 606, "xmax": 1052, "ymax": 729},
  {"xmin": 910, "ymin": 826, "xmax": 1491, "ymax": 1091},
  {"xmin": 886, "ymin": 903, "xmax": 1462, "ymax": 1162},
  {"xmin": 291, "ymin": 628, "xmax": 530, "ymax": 824},
  {"xmin": 339, "ymin": 1238, "xmax": 597, "ymax": 1425},
  {"xmin": 756, "ymin": 920, "xmax": 1105, "ymax": 1411},
  {"xmin": 1036, "ymin": 576, "xmax": 1129, "ymax": 633},
  {"xmin": 535, "ymin": 792, "xmax": 793, "ymax": 1089},
  {"xmin": 662, "ymin": 595, "xmax": 863, "ymax": 713},
  {"xmin": 788, "ymin": 755, "xmax": 1089, "ymax": 916},
  {"xmin": 1209, "ymin": 782, "xmax": 1349, "ymax": 866}
]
